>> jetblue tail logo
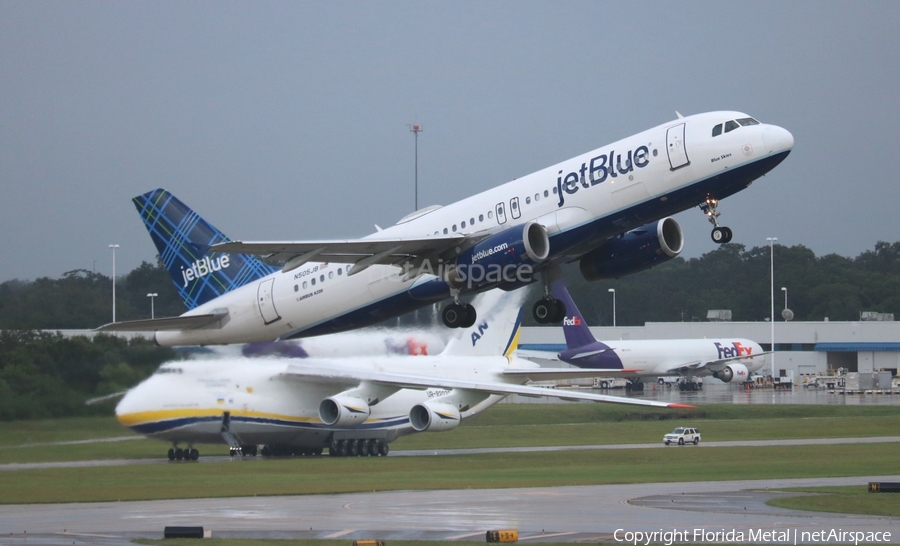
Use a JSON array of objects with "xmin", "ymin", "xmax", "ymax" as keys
[
  {"xmin": 470, "ymin": 321, "xmax": 489, "ymax": 346},
  {"xmin": 181, "ymin": 255, "xmax": 230, "ymax": 287},
  {"xmin": 715, "ymin": 341, "xmax": 754, "ymax": 359},
  {"xmin": 133, "ymin": 189, "xmax": 277, "ymax": 310},
  {"xmin": 563, "ymin": 315, "xmax": 582, "ymax": 326}
]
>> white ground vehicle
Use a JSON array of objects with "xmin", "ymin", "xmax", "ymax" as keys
[
  {"xmin": 663, "ymin": 427, "xmax": 701, "ymax": 445},
  {"xmin": 592, "ymin": 377, "xmax": 627, "ymax": 389}
]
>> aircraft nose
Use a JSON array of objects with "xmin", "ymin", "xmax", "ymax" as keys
[{"xmin": 763, "ymin": 125, "xmax": 794, "ymax": 154}]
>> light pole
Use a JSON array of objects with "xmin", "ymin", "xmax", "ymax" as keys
[
  {"xmin": 147, "ymin": 293, "xmax": 158, "ymax": 319},
  {"xmin": 109, "ymin": 244, "xmax": 119, "ymax": 323},
  {"xmin": 608, "ymin": 288, "xmax": 616, "ymax": 327},
  {"xmin": 408, "ymin": 123, "xmax": 423, "ymax": 211},
  {"xmin": 781, "ymin": 287, "xmax": 788, "ymax": 313},
  {"xmin": 767, "ymin": 237, "xmax": 777, "ymax": 377}
]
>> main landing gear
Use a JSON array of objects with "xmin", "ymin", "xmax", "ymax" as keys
[
  {"xmin": 328, "ymin": 438, "xmax": 390, "ymax": 457},
  {"xmin": 532, "ymin": 274, "xmax": 566, "ymax": 324},
  {"xmin": 442, "ymin": 300, "xmax": 477, "ymax": 329},
  {"xmin": 167, "ymin": 446, "xmax": 199, "ymax": 461},
  {"xmin": 700, "ymin": 197, "xmax": 733, "ymax": 244}
]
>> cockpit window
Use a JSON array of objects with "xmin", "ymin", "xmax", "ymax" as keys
[
  {"xmin": 724, "ymin": 120, "xmax": 739, "ymax": 133},
  {"xmin": 712, "ymin": 124, "xmax": 723, "ymax": 137},
  {"xmin": 737, "ymin": 117, "xmax": 760, "ymax": 126}
]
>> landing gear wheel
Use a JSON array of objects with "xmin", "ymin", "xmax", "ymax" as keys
[
  {"xmin": 711, "ymin": 226, "xmax": 733, "ymax": 244},
  {"xmin": 189, "ymin": 448, "xmax": 199, "ymax": 461},
  {"xmin": 442, "ymin": 303, "xmax": 469, "ymax": 328},
  {"xmin": 348, "ymin": 440, "xmax": 359, "ymax": 457},
  {"xmin": 533, "ymin": 298, "xmax": 563, "ymax": 324},
  {"xmin": 174, "ymin": 447, "xmax": 184, "ymax": 460},
  {"xmin": 378, "ymin": 442, "xmax": 390, "ymax": 456},
  {"xmin": 460, "ymin": 303, "xmax": 477, "ymax": 328},
  {"xmin": 367, "ymin": 440, "xmax": 379, "ymax": 457},
  {"xmin": 167, "ymin": 448, "xmax": 176, "ymax": 461},
  {"xmin": 552, "ymin": 299, "xmax": 567, "ymax": 323}
]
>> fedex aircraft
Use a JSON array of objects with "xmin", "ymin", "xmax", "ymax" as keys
[
  {"xmin": 516, "ymin": 281, "xmax": 767, "ymax": 390},
  {"xmin": 99, "ymin": 111, "xmax": 792, "ymax": 345},
  {"xmin": 115, "ymin": 289, "xmax": 690, "ymax": 460}
]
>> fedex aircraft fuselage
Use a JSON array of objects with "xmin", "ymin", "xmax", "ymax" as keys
[
  {"xmin": 559, "ymin": 337, "xmax": 766, "ymax": 381},
  {"xmin": 131, "ymin": 111, "xmax": 791, "ymax": 346}
]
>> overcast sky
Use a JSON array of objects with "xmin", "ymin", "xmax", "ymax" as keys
[{"xmin": 1, "ymin": 1, "xmax": 897, "ymax": 282}]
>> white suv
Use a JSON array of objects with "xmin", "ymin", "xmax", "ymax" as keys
[{"xmin": 664, "ymin": 427, "xmax": 701, "ymax": 445}]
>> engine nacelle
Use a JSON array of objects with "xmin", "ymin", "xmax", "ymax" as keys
[
  {"xmin": 579, "ymin": 217, "xmax": 683, "ymax": 281},
  {"xmin": 319, "ymin": 395, "xmax": 371, "ymax": 426},
  {"xmin": 451, "ymin": 221, "xmax": 550, "ymax": 289},
  {"xmin": 409, "ymin": 402, "xmax": 461, "ymax": 432},
  {"xmin": 713, "ymin": 363, "xmax": 750, "ymax": 383}
]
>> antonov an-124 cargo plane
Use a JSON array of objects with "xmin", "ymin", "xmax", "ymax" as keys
[
  {"xmin": 99, "ymin": 111, "xmax": 792, "ymax": 345},
  {"xmin": 115, "ymin": 289, "xmax": 691, "ymax": 460}
]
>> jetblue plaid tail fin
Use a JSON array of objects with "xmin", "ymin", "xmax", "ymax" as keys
[{"xmin": 133, "ymin": 189, "xmax": 277, "ymax": 310}]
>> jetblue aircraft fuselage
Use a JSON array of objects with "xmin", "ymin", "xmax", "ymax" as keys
[{"xmin": 113, "ymin": 111, "xmax": 792, "ymax": 346}]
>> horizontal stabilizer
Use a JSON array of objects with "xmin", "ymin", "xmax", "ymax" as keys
[{"xmin": 95, "ymin": 311, "xmax": 228, "ymax": 332}]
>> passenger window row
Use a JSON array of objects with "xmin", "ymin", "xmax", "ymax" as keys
[{"xmin": 432, "ymin": 187, "xmax": 558, "ymax": 236}]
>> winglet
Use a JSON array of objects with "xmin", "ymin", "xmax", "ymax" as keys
[{"xmin": 667, "ymin": 403, "xmax": 696, "ymax": 409}]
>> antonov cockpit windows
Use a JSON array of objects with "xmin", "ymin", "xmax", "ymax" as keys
[{"xmin": 712, "ymin": 117, "xmax": 760, "ymax": 137}]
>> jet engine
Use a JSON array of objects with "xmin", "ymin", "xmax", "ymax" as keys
[
  {"xmin": 319, "ymin": 395, "xmax": 371, "ymax": 426},
  {"xmin": 713, "ymin": 363, "xmax": 750, "ymax": 383},
  {"xmin": 579, "ymin": 217, "xmax": 683, "ymax": 281},
  {"xmin": 409, "ymin": 402, "xmax": 461, "ymax": 432},
  {"xmin": 450, "ymin": 221, "xmax": 550, "ymax": 289}
]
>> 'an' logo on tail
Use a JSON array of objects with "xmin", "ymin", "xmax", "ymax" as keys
[{"xmin": 470, "ymin": 322, "xmax": 489, "ymax": 346}]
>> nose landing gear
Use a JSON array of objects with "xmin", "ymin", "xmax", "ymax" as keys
[{"xmin": 700, "ymin": 197, "xmax": 732, "ymax": 244}]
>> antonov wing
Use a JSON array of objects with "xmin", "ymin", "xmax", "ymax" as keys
[
  {"xmin": 285, "ymin": 363, "xmax": 693, "ymax": 409},
  {"xmin": 213, "ymin": 233, "xmax": 487, "ymax": 275},
  {"xmin": 96, "ymin": 311, "xmax": 228, "ymax": 332}
]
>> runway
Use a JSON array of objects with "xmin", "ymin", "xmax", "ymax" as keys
[{"xmin": 2, "ymin": 476, "xmax": 899, "ymax": 545}]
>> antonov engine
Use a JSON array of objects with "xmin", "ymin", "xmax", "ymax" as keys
[
  {"xmin": 409, "ymin": 402, "xmax": 461, "ymax": 432},
  {"xmin": 319, "ymin": 395, "xmax": 371, "ymax": 426}
]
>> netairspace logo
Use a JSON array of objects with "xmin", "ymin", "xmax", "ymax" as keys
[{"xmin": 613, "ymin": 528, "xmax": 891, "ymax": 545}]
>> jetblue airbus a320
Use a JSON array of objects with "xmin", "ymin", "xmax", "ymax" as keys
[{"xmin": 99, "ymin": 111, "xmax": 793, "ymax": 345}]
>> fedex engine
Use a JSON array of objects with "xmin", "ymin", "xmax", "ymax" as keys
[
  {"xmin": 580, "ymin": 218, "xmax": 683, "ymax": 281},
  {"xmin": 713, "ymin": 363, "xmax": 750, "ymax": 383}
]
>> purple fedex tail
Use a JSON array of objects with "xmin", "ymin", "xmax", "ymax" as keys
[{"xmin": 551, "ymin": 281, "xmax": 625, "ymax": 370}]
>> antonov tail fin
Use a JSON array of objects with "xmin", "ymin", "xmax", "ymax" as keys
[
  {"xmin": 441, "ymin": 288, "xmax": 526, "ymax": 358},
  {"xmin": 133, "ymin": 189, "xmax": 277, "ymax": 310}
]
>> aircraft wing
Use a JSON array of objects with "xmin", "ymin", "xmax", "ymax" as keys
[
  {"xmin": 213, "ymin": 234, "xmax": 486, "ymax": 274},
  {"xmin": 95, "ymin": 311, "xmax": 228, "ymax": 332},
  {"xmin": 285, "ymin": 363, "xmax": 693, "ymax": 409}
]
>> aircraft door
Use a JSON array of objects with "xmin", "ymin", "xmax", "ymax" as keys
[
  {"xmin": 256, "ymin": 278, "xmax": 281, "ymax": 325},
  {"xmin": 509, "ymin": 197, "xmax": 521, "ymax": 220},
  {"xmin": 666, "ymin": 123, "xmax": 690, "ymax": 171},
  {"xmin": 495, "ymin": 202, "xmax": 508, "ymax": 225}
]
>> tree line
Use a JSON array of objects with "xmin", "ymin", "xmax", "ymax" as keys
[{"xmin": 1, "ymin": 243, "xmax": 899, "ymax": 329}]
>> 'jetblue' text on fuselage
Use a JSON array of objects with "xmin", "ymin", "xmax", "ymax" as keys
[{"xmin": 556, "ymin": 145, "xmax": 651, "ymax": 207}]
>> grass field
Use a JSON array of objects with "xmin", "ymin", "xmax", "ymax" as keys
[
  {"xmin": 3, "ymin": 403, "xmax": 900, "ymax": 464},
  {"xmin": 767, "ymin": 485, "xmax": 900, "ymax": 516}
]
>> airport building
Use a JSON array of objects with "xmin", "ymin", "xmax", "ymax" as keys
[{"xmin": 519, "ymin": 317, "xmax": 900, "ymax": 384}]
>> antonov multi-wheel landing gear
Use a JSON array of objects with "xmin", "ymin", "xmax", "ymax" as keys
[
  {"xmin": 700, "ymin": 197, "xmax": 733, "ymax": 244},
  {"xmin": 167, "ymin": 446, "xmax": 199, "ymax": 461}
]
